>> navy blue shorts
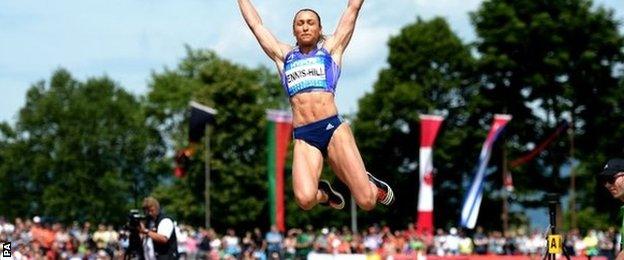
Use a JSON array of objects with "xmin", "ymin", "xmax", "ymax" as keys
[{"xmin": 293, "ymin": 115, "xmax": 343, "ymax": 155}]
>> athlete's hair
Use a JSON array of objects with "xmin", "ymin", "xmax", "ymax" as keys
[
  {"xmin": 293, "ymin": 8, "xmax": 322, "ymax": 27},
  {"xmin": 293, "ymin": 8, "xmax": 326, "ymax": 45}
]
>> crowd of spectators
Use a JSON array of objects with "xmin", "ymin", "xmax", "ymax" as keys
[{"xmin": 0, "ymin": 216, "xmax": 620, "ymax": 259}]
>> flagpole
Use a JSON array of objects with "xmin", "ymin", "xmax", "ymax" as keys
[
  {"xmin": 205, "ymin": 124, "xmax": 211, "ymax": 229},
  {"xmin": 569, "ymin": 114, "xmax": 576, "ymax": 229},
  {"xmin": 502, "ymin": 144, "xmax": 509, "ymax": 235},
  {"xmin": 187, "ymin": 101, "xmax": 217, "ymax": 229}
]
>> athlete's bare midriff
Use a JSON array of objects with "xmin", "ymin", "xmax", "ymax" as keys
[{"xmin": 289, "ymin": 92, "xmax": 338, "ymax": 127}]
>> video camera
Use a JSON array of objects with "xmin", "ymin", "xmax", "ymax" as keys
[{"xmin": 126, "ymin": 209, "xmax": 147, "ymax": 231}]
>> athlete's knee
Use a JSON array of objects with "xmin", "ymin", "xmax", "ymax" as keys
[
  {"xmin": 294, "ymin": 190, "xmax": 317, "ymax": 210},
  {"xmin": 295, "ymin": 197, "xmax": 316, "ymax": 210},
  {"xmin": 353, "ymin": 190, "xmax": 376, "ymax": 211},
  {"xmin": 356, "ymin": 199, "xmax": 375, "ymax": 211}
]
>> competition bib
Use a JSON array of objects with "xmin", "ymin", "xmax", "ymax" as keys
[{"xmin": 284, "ymin": 57, "xmax": 327, "ymax": 95}]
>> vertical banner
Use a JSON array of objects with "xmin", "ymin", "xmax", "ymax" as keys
[
  {"xmin": 188, "ymin": 101, "xmax": 217, "ymax": 143},
  {"xmin": 267, "ymin": 110, "xmax": 293, "ymax": 232},
  {"xmin": 175, "ymin": 101, "xmax": 217, "ymax": 178},
  {"xmin": 417, "ymin": 115, "xmax": 444, "ymax": 235},
  {"xmin": 460, "ymin": 114, "xmax": 512, "ymax": 229}
]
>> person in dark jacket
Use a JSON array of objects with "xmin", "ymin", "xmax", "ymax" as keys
[{"xmin": 139, "ymin": 197, "xmax": 178, "ymax": 260}]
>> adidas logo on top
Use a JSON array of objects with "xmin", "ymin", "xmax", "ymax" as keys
[{"xmin": 326, "ymin": 123, "xmax": 334, "ymax": 130}]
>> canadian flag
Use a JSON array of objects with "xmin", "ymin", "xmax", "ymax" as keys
[{"xmin": 416, "ymin": 115, "xmax": 444, "ymax": 235}]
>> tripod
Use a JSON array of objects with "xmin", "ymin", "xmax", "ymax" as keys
[
  {"xmin": 543, "ymin": 193, "xmax": 570, "ymax": 260},
  {"xmin": 124, "ymin": 230, "xmax": 144, "ymax": 260}
]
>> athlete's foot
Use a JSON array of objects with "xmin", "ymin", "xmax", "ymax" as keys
[
  {"xmin": 318, "ymin": 179, "xmax": 345, "ymax": 210},
  {"xmin": 367, "ymin": 172, "xmax": 395, "ymax": 206}
]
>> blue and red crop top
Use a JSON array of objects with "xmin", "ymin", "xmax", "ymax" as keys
[{"xmin": 279, "ymin": 47, "xmax": 341, "ymax": 97}]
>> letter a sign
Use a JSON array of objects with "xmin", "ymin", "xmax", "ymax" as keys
[{"xmin": 548, "ymin": 235, "xmax": 562, "ymax": 254}]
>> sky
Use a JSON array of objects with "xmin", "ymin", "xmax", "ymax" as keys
[{"xmin": 1, "ymin": 0, "xmax": 620, "ymax": 124}]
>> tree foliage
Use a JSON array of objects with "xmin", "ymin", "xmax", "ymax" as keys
[
  {"xmin": 145, "ymin": 47, "xmax": 283, "ymax": 231},
  {"xmin": 471, "ymin": 0, "xmax": 624, "ymax": 227},
  {"xmin": 353, "ymin": 17, "xmax": 479, "ymax": 229},
  {"xmin": 354, "ymin": 0, "xmax": 623, "ymax": 231},
  {"xmin": 0, "ymin": 69, "xmax": 164, "ymax": 224}
]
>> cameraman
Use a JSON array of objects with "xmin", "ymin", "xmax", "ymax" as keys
[{"xmin": 139, "ymin": 196, "xmax": 179, "ymax": 260}]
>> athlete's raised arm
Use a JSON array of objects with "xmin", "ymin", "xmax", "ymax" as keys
[
  {"xmin": 324, "ymin": 0, "xmax": 364, "ymax": 62},
  {"xmin": 237, "ymin": 0, "xmax": 291, "ymax": 64}
]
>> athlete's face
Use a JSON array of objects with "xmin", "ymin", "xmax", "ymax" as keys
[{"xmin": 293, "ymin": 10, "xmax": 322, "ymax": 47}]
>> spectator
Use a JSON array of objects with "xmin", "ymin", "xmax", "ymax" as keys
[
  {"xmin": 489, "ymin": 231, "xmax": 505, "ymax": 255},
  {"xmin": 432, "ymin": 228, "xmax": 447, "ymax": 256},
  {"xmin": 54, "ymin": 224, "xmax": 70, "ymax": 252},
  {"xmin": 265, "ymin": 224, "xmax": 283, "ymax": 259},
  {"xmin": 445, "ymin": 227, "xmax": 460, "ymax": 255},
  {"xmin": 184, "ymin": 227, "xmax": 199, "ymax": 259},
  {"xmin": 176, "ymin": 225, "xmax": 189, "ymax": 259},
  {"xmin": 458, "ymin": 229, "xmax": 473, "ymax": 255},
  {"xmin": 207, "ymin": 230, "xmax": 222, "ymax": 259},
  {"xmin": 223, "ymin": 228, "xmax": 242, "ymax": 258},
  {"xmin": 314, "ymin": 227, "xmax": 330, "ymax": 253},
  {"xmin": 583, "ymin": 229, "xmax": 599, "ymax": 256},
  {"xmin": 503, "ymin": 231, "xmax": 516, "ymax": 255},
  {"xmin": 528, "ymin": 229, "xmax": 545, "ymax": 256},
  {"xmin": 350, "ymin": 232, "xmax": 366, "ymax": 254},
  {"xmin": 92, "ymin": 224, "xmax": 108, "ymax": 250},
  {"xmin": 363, "ymin": 226, "xmax": 382, "ymax": 253},
  {"xmin": 283, "ymin": 229, "xmax": 299, "ymax": 259},
  {"xmin": 473, "ymin": 226, "xmax": 488, "ymax": 255},
  {"xmin": 295, "ymin": 225, "xmax": 315, "ymax": 258},
  {"xmin": 253, "ymin": 227, "xmax": 267, "ymax": 260},
  {"xmin": 564, "ymin": 228, "xmax": 580, "ymax": 256},
  {"xmin": 241, "ymin": 231, "xmax": 255, "ymax": 256},
  {"xmin": 598, "ymin": 228, "xmax": 615, "ymax": 259},
  {"xmin": 327, "ymin": 230, "xmax": 343, "ymax": 254}
]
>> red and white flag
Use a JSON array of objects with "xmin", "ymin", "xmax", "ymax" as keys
[{"xmin": 417, "ymin": 115, "xmax": 444, "ymax": 235}]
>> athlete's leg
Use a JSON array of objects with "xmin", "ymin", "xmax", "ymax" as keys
[
  {"xmin": 292, "ymin": 139, "xmax": 326, "ymax": 210},
  {"xmin": 326, "ymin": 124, "xmax": 378, "ymax": 210}
]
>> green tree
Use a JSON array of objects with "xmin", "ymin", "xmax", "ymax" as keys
[
  {"xmin": 0, "ymin": 69, "xmax": 164, "ymax": 224},
  {"xmin": 0, "ymin": 122, "xmax": 34, "ymax": 217},
  {"xmin": 353, "ymin": 17, "xmax": 478, "ymax": 229},
  {"xmin": 146, "ymin": 48, "xmax": 275, "ymax": 230},
  {"xmin": 471, "ymin": 0, "xmax": 624, "ymax": 227}
]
